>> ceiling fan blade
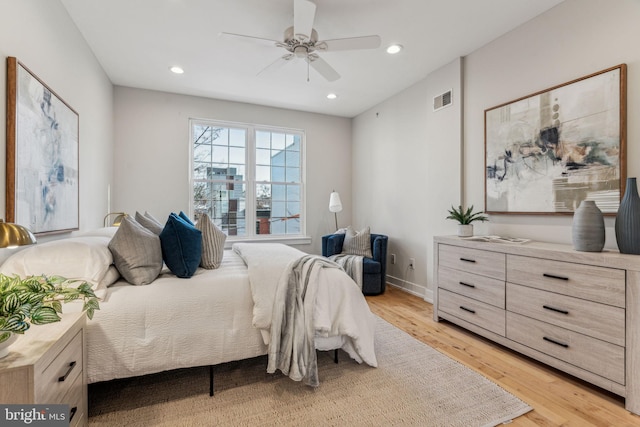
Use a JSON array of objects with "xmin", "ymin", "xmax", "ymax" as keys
[
  {"xmin": 257, "ymin": 54, "xmax": 294, "ymax": 77},
  {"xmin": 294, "ymin": 0, "xmax": 316, "ymax": 40},
  {"xmin": 306, "ymin": 55, "xmax": 340, "ymax": 82},
  {"xmin": 219, "ymin": 32, "xmax": 280, "ymax": 47},
  {"xmin": 319, "ymin": 35, "xmax": 381, "ymax": 51}
]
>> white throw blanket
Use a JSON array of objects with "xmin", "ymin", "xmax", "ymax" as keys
[
  {"xmin": 328, "ymin": 254, "xmax": 363, "ymax": 289},
  {"xmin": 233, "ymin": 243, "xmax": 377, "ymax": 386}
]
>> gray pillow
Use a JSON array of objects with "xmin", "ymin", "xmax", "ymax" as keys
[
  {"xmin": 195, "ymin": 213, "xmax": 226, "ymax": 269},
  {"xmin": 109, "ymin": 216, "xmax": 163, "ymax": 285},
  {"xmin": 342, "ymin": 225, "xmax": 373, "ymax": 258},
  {"xmin": 135, "ymin": 211, "xmax": 163, "ymax": 235}
]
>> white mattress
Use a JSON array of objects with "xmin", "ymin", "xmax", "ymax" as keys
[{"xmin": 82, "ymin": 250, "xmax": 267, "ymax": 383}]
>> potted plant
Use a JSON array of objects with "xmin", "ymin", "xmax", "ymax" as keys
[
  {"xmin": 0, "ymin": 274, "xmax": 99, "ymax": 358},
  {"xmin": 446, "ymin": 205, "xmax": 489, "ymax": 237}
]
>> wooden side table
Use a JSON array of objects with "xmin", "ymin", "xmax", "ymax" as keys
[{"xmin": 0, "ymin": 312, "xmax": 87, "ymax": 426}]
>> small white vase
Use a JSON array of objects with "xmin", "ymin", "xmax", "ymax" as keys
[
  {"xmin": 0, "ymin": 334, "xmax": 18, "ymax": 359},
  {"xmin": 458, "ymin": 224, "xmax": 473, "ymax": 237}
]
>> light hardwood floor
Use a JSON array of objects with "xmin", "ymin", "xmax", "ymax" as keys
[{"xmin": 366, "ymin": 286, "xmax": 640, "ymax": 426}]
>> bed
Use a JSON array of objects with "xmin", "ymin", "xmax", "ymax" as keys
[{"xmin": 0, "ymin": 228, "xmax": 378, "ymax": 387}]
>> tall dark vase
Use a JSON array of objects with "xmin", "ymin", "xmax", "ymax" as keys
[{"xmin": 615, "ymin": 177, "xmax": 640, "ymax": 254}]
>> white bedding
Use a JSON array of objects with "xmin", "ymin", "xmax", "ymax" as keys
[
  {"xmin": 65, "ymin": 245, "xmax": 376, "ymax": 384},
  {"xmin": 76, "ymin": 250, "xmax": 267, "ymax": 383}
]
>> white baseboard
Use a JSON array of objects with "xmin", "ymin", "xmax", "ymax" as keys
[{"xmin": 385, "ymin": 274, "xmax": 432, "ymax": 303}]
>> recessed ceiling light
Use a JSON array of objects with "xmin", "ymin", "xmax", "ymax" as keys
[
  {"xmin": 170, "ymin": 66, "xmax": 184, "ymax": 74},
  {"xmin": 386, "ymin": 44, "xmax": 403, "ymax": 55},
  {"xmin": 327, "ymin": 93, "xmax": 338, "ymax": 100}
]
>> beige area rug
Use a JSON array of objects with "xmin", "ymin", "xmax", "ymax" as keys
[{"xmin": 89, "ymin": 316, "xmax": 531, "ymax": 426}]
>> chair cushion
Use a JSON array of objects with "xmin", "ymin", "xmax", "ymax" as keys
[
  {"xmin": 341, "ymin": 226, "xmax": 373, "ymax": 258},
  {"xmin": 362, "ymin": 258, "xmax": 381, "ymax": 274}
]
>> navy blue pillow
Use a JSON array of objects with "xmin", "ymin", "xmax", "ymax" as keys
[
  {"xmin": 178, "ymin": 211, "xmax": 194, "ymax": 225},
  {"xmin": 159, "ymin": 213, "xmax": 202, "ymax": 278}
]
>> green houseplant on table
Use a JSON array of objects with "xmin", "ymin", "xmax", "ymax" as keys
[
  {"xmin": 446, "ymin": 205, "xmax": 489, "ymax": 237},
  {"xmin": 0, "ymin": 274, "xmax": 99, "ymax": 358}
]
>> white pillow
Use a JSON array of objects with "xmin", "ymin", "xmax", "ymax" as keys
[
  {"xmin": 0, "ymin": 236, "xmax": 116, "ymax": 298},
  {"xmin": 72, "ymin": 227, "xmax": 118, "ymax": 238}
]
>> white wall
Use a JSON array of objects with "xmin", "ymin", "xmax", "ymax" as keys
[
  {"xmin": 0, "ymin": 0, "xmax": 114, "ymax": 250},
  {"xmin": 113, "ymin": 86, "xmax": 352, "ymax": 254},
  {"xmin": 352, "ymin": 58, "xmax": 463, "ymax": 298},
  {"xmin": 464, "ymin": 0, "xmax": 640, "ymax": 247},
  {"xmin": 353, "ymin": 0, "xmax": 640, "ymax": 298}
]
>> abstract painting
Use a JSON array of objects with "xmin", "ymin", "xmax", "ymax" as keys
[
  {"xmin": 485, "ymin": 64, "xmax": 626, "ymax": 215},
  {"xmin": 6, "ymin": 57, "xmax": 79, "ymax": 234}
]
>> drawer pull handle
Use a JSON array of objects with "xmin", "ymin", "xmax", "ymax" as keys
[
  {"xmin": 543, "ymin": 305, "xmax": 569, "ymax": 315},
  {"xmin": 543, "ymin": 336, "xmax": 569, "ymax": 348},
  {"xmin": 543, "ymin": 273, "xmax": 569, "ymax": 281},
  {"xmin": 58, "ymin": 361, "xmax": 77, "ymax": 382},
  {"xmin": 459, "ymin": 281, "xmax": 476, "ymax": 288},
  {"xmin": 69, "ymin": 406, "xmax": 77, "ymax": 421},
  {"xmin": 459, "ymin": 306, "xmax": 476, "ymax": 314},
  {"xmin": 460, "ymin": 257, "xmax": 476, "ymax": 263}
]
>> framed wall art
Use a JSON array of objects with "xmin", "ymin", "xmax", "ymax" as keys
[
  {"xmin": 485, "ymin": 64, "xmax": 626, "ymax": 215},
  {"xmin": 6, "ymin": 57, "xmax": 79, "ymax": 234}
]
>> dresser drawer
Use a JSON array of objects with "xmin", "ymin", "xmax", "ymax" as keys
[
  {"xmin": 506, "ymin": 283, "xmax": 625, "ymax": 346},
  {"xmin": 507, "ymin": 312, "xmax": 625, "ymax": 384},
  {"xmin": 438, "ymin": 289, "xmax": 505, "ymax": 336},
  {"xmin": 507, "ymin": 255, "xmax": 625, "ymax": 308},
  {"xmin": 36, "ymin": 330, "xmax": 83, "ymax": 404},
  {"xmin": 438, "ymin": 265, "xmax": 505, "ymax": 308},
  {"xmin": 439, "ymin": 244, "xmax": 505, "ymax": 280}
]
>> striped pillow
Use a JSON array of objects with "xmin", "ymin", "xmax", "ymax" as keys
[
  {"xmin": 342, "ymin": 226, "xmax": 373, "ymax": 258},
  {"xmin": 196, "ymin": 213, "xmax": 227, "ymax": 269}
]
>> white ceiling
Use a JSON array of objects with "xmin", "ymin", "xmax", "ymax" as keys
[{"xmin": 61, "ymin": 0, "xmax": 564, "ymax": 118}]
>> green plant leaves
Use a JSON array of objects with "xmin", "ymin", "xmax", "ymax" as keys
[
  {"xmin": 30, "ymin": 306, "xmax": 61, "ymax": 325},
  {"xmin": 446, "ymin": 205, "xmax": 489, "ymax": 225}
]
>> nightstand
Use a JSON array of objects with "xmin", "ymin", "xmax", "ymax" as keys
[{"xmin": 0, "ymin": 312, "xmax": 87, "ymax": 427}]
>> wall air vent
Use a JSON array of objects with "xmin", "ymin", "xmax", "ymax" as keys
[{"xmin": 433, "ymin": 89, "xmax": 453, "ymax": 112}]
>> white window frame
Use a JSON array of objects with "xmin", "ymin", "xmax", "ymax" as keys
[{"xmin": 188, "ymin": 118, "xmax": 309, "ymax": 245}]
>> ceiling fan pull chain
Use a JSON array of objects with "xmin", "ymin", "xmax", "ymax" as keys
[{"xmin": 307, "ymin": 51, "xmax": 310, "ymax": 82}]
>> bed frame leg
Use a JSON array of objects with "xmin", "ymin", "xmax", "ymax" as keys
[
  {"xmin": 209, "ymin": 365, "xmax": 214, "ymax": 397},
  {"xmin": 334, "ymin": 349, "xmax": 338, "ymax": 364}
]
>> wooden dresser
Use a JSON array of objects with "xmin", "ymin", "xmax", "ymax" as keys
[
  {"xmin": 433, "ymin": 236, "xmax": 640, "ymax": 415},
  {"xmin": 0, "ymin": 312, "xmax": 87, "ymax": 426}
]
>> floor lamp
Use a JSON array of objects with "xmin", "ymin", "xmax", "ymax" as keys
[{"xmin": 329, "ymin": 191, "xmax": 343, "ymax": 231}]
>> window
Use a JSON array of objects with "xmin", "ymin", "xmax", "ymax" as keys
[{"xmin": 190, "ymin": 119, "xmax": 304, "ymax": 239}]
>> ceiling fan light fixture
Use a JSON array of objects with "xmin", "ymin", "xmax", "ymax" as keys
[
  {"xmin": 327, "ymin": 93, "xmax": 338, "ymax": 100},
  {"xmin": 386, "ymin": 44, "xmax": 403, "ymax": 55},
  {"xmin": 170, "ymin": 66, "xmax": 184, "ymax": 74}
]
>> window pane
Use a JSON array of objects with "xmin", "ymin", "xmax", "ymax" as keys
[
  {"xmin": 212, "ymin": 145, "xmax": 228, "ymax": 164},
  {"xmin": 271, "ymin": 166, "xmax": 285, "ymax": 182},
  {"xmin": 193, "ymin": 143, "xmax": 211, "ymax": 162},
  {"xmin": 229, "ymin": 128, "xmax": 245, "ymax": 147},
  {"xmin": 272, "ymin": 132, "xmax": 285, "ymax": 150},
  {"xmin": 256, "ymin": 148, "xmax": 271, "ymax": 165},
  {"xmin": 272, "ymin": 149, "xmax": 285, "ymax": 167},
  {"xmin": 272, "ymin": 201, "xmax": 286, "ymax": 217},
  {"xmin": 256, "ymin": 130, "xmax": 270, "ymax": 149},
  {"xmin": 286, "ymin": 218, "xmax": 300, "ymax": 234},
  {"xmin": 285, "ymin": 167, "xmax": 300, "ymax": 182},
  {"xmin": 286, "ymin": 201, "xmax": 300, "ymax": 216},
  {"xmin": 286, "ymin": 184, "xmax": 300, "ymax": 200},
  {"xmin": 285, "ymin": 150, "xmax": 299, "ymax": 166},
  {"xmin": 272, "ymin": 184, "xmax": 286, "ymax": 200},
  {"xmin": 256, "ymin": 165, "xmax": 270, "ymax": 181},
  {"xmin": 229, "ymin": 147, "xmax": 245, "ymax": 164},
  {"xmin": 193, "ymin": 162, "xmax": 209, "ymax": 179}
]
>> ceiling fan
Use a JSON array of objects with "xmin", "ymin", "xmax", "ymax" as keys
[{"xmin": 220, "ymin": 0, "xmax": 381, "ymax": 82}]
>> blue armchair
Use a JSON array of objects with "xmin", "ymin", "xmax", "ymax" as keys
[{"xmin": 322, "ymin": 233, "xmax": 388, "ymax": 295}]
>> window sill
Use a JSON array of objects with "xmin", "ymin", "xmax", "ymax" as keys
[{"xmin": 224, "ymin": 235, "xmax": 312, "ymax": 249}]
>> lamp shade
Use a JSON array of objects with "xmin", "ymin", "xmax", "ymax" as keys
[
  {"xmin": 329, "ymin": 191, "xmax": 343, "ymax": 213},
  {"xmin": 0, "ymin": 219, "xmax": 37, "ymax": 248}
]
